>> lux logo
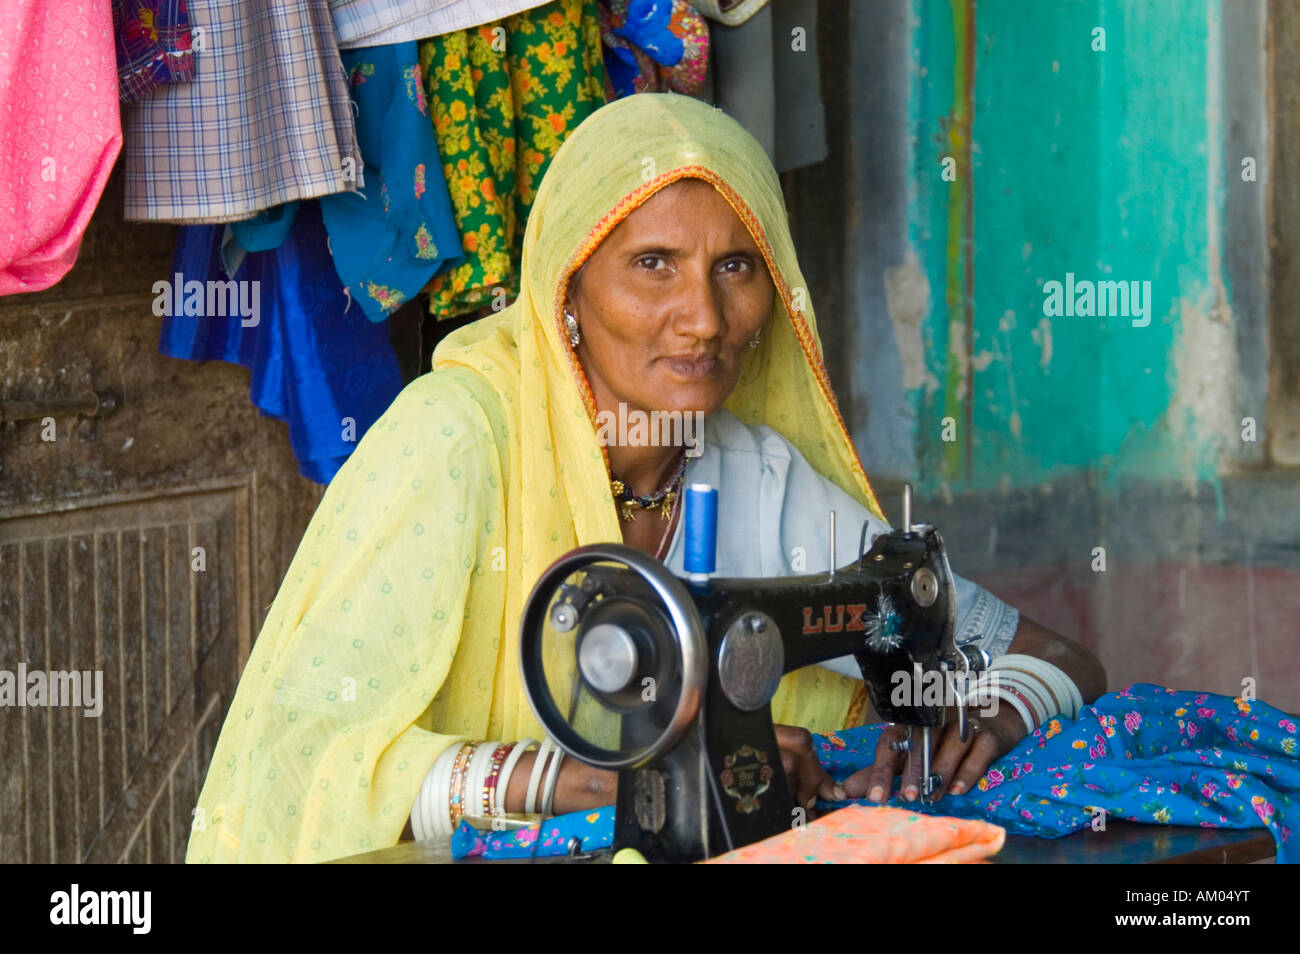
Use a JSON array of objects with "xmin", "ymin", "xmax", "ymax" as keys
[{"xmin": 801, "ymin": 604, "xmax": 868, "ymax": 635}]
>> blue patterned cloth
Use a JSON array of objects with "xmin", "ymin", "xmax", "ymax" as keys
[
  {"xmin": 451, "ymin": 809, "xmax": 614, "ymax": 860},
  {"xmin": 462, "ymin": 683, "xmax": 1300, "ymax": 861},
  {"xmin": 320, "ymin": 41, "xmax": 463, "ymax": 322},
  {"xmin": 159, "ymin": 201, "xmax": 405, "ymax": 483},
  {"xmin": 815, "ymin": 683, "xmax": 1299, "ymax": 863}
]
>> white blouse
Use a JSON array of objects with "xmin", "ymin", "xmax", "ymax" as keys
[{"xmin": 660, "ymin": 408, "xmax": 1020, "ymax": 679}]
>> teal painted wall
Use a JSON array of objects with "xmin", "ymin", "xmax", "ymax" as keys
[{"xmin": 909, "ymin": 0, "xmax": 1232, "ymax": 496}]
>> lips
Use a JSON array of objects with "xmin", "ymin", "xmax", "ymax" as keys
[{"xmin": 662, "ymin": 355, "xmax": 718, "ymax": 379}]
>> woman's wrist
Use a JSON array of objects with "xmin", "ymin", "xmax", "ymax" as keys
[{"xmin": 502, "ymin": 750, "xmax": 617, "ymax": 814}]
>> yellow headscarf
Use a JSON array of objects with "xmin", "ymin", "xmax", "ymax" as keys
[{"xmin": 187, "ymin": 93, "xmax": 886, "ymax": 864}]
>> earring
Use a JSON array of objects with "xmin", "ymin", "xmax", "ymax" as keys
[
  {"xmin": 748, "ymin": 331, "xmax": 761, "ymax": 350},
  {"xmin": 564, "ymin": 307, "xmax": 581, "ymax": 348}
]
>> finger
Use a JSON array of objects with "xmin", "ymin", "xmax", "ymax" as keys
[
  {"xmin": 797, "ymin": 752, "xmax": 839, "ymax": 808},
  {"xmin": 816, "ymin": 763, "xmax": 846, "ymax": 804},
  {"xmin": 929, "ymin": 723, "xmax": 975, "ymax": 800},
  {"xmin": 949, "ymin": 731, "xmax": 1003, "ymax": 797},
  {"xmin": 781, "ymin": 747, "xmax": 800, "ymax": 799},
  {"xmin": 899, "ymin": 731, "xmax": 924, "ymax": 801},
  {"xmin": 841, "ymin": 725, "xmax": 905, "ymax": 802}
]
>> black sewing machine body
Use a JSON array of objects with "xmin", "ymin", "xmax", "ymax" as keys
[{"xmin": 520, "ymin": 499, "xmax": 986, "ymax": 863}]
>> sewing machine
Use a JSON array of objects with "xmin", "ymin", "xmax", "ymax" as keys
[{"xmin": 518, "ymin": 483, "xmax": 992, "ymax": 863}]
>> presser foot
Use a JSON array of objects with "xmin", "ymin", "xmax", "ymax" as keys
[{"xmin": 898, "ymin": 726, "xmax": 944, "ymax": 804}]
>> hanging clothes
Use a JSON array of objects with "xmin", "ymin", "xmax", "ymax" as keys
[
  {"xmin": 0, "ymin": 0, "xmax": 121, "ymax": 295},
  {"xmin": 688, "ymin": 0, "xmax": 769, "ymax": 26},
  {"xmin": 707, "ymin": 0, "xmax": 827, "ymax": 173},
  {"xmin": 160, "ymin": 201, "xmax": 404, "ymax": 483},
  {"xmin": 598, "ymin": 0, "xmax": 709, "ymax": 98},
  {"xmin": 416, "ymin": 0, "xmax": 607, "ymax": 321},
  {"xmin": 123, "ymin": 0, "xmax": 362, "ymax": 223},
  {"xmin": 112, "ymin": 0, "xmax": 195, "ymax": 103},
  {"xmin": 330, "ymin": 0, "xmax": 552, "ymax": 49},
  {"xmin": 319, "ymin": 42, "xmax": 464, "ymax": 321},
  {"xmin": 223, "ymin": 42, "xmax": 463, "ymax": 322}
]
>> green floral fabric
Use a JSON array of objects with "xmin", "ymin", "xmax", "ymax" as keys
[{"xmin": 418, "ymin": 0, "xmax": 607, "ymax": 320}]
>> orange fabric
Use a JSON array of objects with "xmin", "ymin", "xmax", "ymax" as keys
[{"xmin": 702, "ymin": 804, "xmax": 1006, "ymax": 864}]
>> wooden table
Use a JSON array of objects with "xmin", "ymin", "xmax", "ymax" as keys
[
  {"xmin": 992, "ymin": 820, "xmax": 1275, "ymax": 864},
  {"xmin": 331, "ymin": 821, "xmax": 1275, "ymax": 864}
]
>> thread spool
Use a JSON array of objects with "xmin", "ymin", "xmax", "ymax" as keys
[{"xmin": 684, "ymin": 483, "xmax": 718, "ymax": 584}]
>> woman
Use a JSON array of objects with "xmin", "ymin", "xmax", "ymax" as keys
[{"xmin": 186, "ymin": 93, "xmax": 1104, "ymax": 863}]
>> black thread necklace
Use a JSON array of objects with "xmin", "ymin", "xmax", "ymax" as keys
[{"xmin": 610, "ymin": 450, "xmax": 687, "ymax": 522}]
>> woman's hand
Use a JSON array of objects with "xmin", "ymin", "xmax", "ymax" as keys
[
  {"xmin": 773, "ymin": 724, "xmax": 847, "ymax": 812},
  {"xmin": 840, "ymin": 706, "xmax": 1026, "ymax": 803}
]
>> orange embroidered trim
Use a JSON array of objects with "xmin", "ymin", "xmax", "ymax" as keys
[
  {"xmin": 553, "ymin": 165, "xmax": 884, "ymax": 521},
  {"xmin": 845, "ymin": 680, "xmax": 870, "ymax": 729}
]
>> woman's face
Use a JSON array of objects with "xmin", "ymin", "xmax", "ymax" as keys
[{"xmin": 566, "ymin": 178, "xmax": 774, "ymax": 419}]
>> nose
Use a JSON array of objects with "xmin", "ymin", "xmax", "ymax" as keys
[{"xmin": 670, "ymin": 264, "xmax": 726, "ymax": 343}]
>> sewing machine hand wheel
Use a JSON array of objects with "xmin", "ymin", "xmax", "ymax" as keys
[{"xmin": 519, "ymin": 544, "xmax": 708, "ymax": 771}]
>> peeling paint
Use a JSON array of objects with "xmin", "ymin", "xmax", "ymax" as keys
[
  {"xmin": 1030, "ymin": 316, "xmax": 1053, "ymax": 371},
  {"xmin": 1167, "ymin": 294, "xmax": 1240, "ymax": 479},
  {"xmin": 883, "ymin": 253, "xmax": 934, "ymax": 392}
]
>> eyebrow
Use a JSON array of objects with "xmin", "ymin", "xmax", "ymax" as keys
[{"xmin": 627, "ymin": 245, "xmax": 759, "ymax": 260}]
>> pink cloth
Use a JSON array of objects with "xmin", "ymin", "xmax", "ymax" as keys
[{"xmin": 1, "ymin": 1, "xmax": 122, "ymax": 295}]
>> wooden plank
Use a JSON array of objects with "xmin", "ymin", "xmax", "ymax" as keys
[
  {"xmin": 46, "ymin": 537, "xmax": 78, "ymax": 863},
  {"xmin": 23, "ymin": 541, "xmax": 50, "ymax": 863},
  {"xmin": 73, "ymin": 533, "xmax": 101, "ymax": 861},
  {"xmin": 0, "ymin": 543, "xmax": 26, "ymax": 863},
  {"xmin": 84, "ymin": 679, "xmax": 224, "ymax": 862},
  {"xmin": 96, "ymin": 533, "xmax": 122, "ymax": 837},
  {"xmin": 120, "ymin": 531, "xmax": 143, "ymax": 786},
  {"xmin": 150, "ymin": 773, "xmax": 170, "ymax": 864},
  {"xmin": 142, "ymin": 527, "xmax": 167, "ymax": 772},
  {"xmin": 126, "ymin": 829, "xmax": 146, "ymax": 864},
  {"xmin": 167, "ymin": 524, "xmax": 191, "ymax": 716}
]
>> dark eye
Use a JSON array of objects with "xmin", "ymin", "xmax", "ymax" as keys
[
  {"xmin": 720, "ymin": 257, "xmax": 754, "ymax": 275},
  {"xmin": 636, "ymin": 255, "xmax": 667, "ymax": 271}
]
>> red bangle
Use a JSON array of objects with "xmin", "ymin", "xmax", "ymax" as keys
[{"xmin": 483, "ymin": 743, "xmax": 515, "ymax": 816}]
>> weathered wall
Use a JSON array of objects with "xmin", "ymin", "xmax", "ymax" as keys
[{"xmin": 815, "ymin": 0, "xmax": 1298, "ymax": 710}]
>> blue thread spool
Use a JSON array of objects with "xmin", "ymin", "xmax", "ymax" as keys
[{"xmin": 684, "ymin": 483, "xmax": 718, "ymax": 584}]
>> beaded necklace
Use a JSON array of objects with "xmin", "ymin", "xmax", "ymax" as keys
[{"xmin": 609, "ymin": 449, "xmax": 687, "ymax": 523}]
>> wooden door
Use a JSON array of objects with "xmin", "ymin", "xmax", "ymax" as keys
[{"xmin": 0, "ymin": 163, "xmax": 323, "ymax": 863}]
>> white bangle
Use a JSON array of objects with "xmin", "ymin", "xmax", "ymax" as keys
[
  {"xmin": 541, "ymin": 747, "xmax": 565, "ymax": 818},
  {"xmin": 497, "ymin": 738, "xmax": 538, "ymax": 816},
  {"xmin": 986, "ymin": 686, "xmax": 1036, "ymax": 735},
  {"xmin": 994, "ymin": 654, "xmax": 1082, "ymax": 720},
  {"xmin": 994, "ymin": 670, "xmax": 1052, "ymax": 726},
  {"xmin": 413, "ymin": 743, "xmax": 460, "ymax": 840},
  {"xmin": 997, "ymin": 656, "xmax": 1069, "ymax": 720},
  {"xmin": 525, "ymin": 738, "xmax": 554, "ymax": 814},
  {"xmin": 411, "ymin": 762, "xmax": 437, "ymax": 841},
  {"xmin": 465, "ymin": 742, "xmax": 499, "ymax": 819}
]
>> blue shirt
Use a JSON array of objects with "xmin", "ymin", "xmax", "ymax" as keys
[{"xmin": 661, "ymin": 408, "xmax": 1020, "ymax": 679}]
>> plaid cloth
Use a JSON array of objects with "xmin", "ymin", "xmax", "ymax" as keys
[
  {"xmin": 329, "ymin": 0, "xmax": 552, "ymax": 49},
  {"xmin": 112, "ymin": 0, "xmax": 195, "ymax": 103},
  {"xmin": 123, "ymin": 0, "xmax": 362, "ymax": 223}
]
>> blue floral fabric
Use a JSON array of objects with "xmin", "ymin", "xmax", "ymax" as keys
[
  {"xmin": 450, "ymin": 683, "xmax": 1299, "ymax": 862},
  {"xmin": 451, "ymin": 809, "xmax": 613, "ymax": 860},
  {"xmin": 321, "ymin": 41, "xmax": 463, "ymax": 321},
  {"xmin": 815, "ymin": 683, "xmax": 1299, "ymax": 864}
]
